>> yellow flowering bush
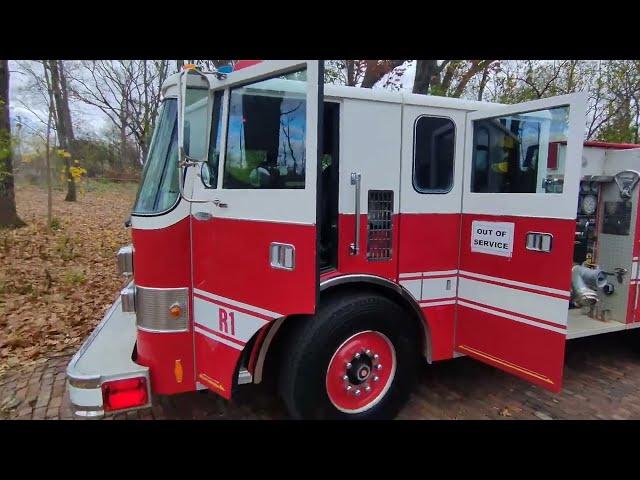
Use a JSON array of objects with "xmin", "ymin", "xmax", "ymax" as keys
[{"xmin": 57, "ymin": 149, "xmax": 87, "ymax": 185}]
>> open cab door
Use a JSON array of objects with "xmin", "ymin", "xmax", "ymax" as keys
[
  {"xmin": 178, "ymin": 61, "xmax": 323, "ymax": 396},
  {"xmin": 456, "ymin": 93, "xmax": 587, "ymax": 392}
]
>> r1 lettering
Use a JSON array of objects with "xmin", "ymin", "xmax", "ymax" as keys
[{"xmin": 218, "ymin": 308, "xmax": 236, "ymax": 336}]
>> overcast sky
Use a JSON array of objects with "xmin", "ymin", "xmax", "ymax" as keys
[{"xmin": 8, "ymin": 60, "xmax": 110, "ymax": 143}]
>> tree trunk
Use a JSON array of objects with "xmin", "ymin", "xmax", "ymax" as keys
[
  {"xmin": 346, "ymin": 60, "xmax": 357, "ymax": 86},
  {"xmin": 58, "ymin": 61, "xmax": 75, "ymax": 143},
  {"xmin": 46, "ymin": 108, "xmax": 53, "ymax": 227},
  {"xmin": 413, "ymin": 60, "xmax": 439, "ymax": 94},
  {"xmin": 0, "ymin": 60, "xmax": 25, "ymax": 227},
  {"xmin": 477, "ymin": 64, "xmax": 491, "ymax": 101},
  {"xmin": 48, "ymin": 60, "xmax": 76, "ymax": 201},
  {"xmin": 360, "ymin": 60, "xmax": 406, "ymax": 89},
  {"xmin": 451, "ymin": 60, "xmax": 496, "ymax": 98},
  {"xmin": 139, "ymin": 141, "xmax": 148, "ymax": 166},
  {"xmin": 119, "ymin": 105, "xmax": 128, "ymax": 170}
]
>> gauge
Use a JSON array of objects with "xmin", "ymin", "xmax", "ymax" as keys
[
  {"xmin": 581, "ymin": 194, "xmax": 597, "ymax": 215},
  {"xmin": 590, "ymin": 181, "xmax": 599, "ymax": 193}
]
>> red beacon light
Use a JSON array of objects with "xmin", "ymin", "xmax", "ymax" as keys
[{"xmin": 101, "ymin": 377, "xmax": 148, "ymax": 412}]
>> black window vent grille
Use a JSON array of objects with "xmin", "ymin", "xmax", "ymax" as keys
[{"xmin": 367, "ymin": 190, "xmax": 393, "ymax": 261}]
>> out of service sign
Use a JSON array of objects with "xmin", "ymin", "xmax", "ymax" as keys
[{"xmin": 471, "ymin": 221, "xmax": 515, "ymax": 257}]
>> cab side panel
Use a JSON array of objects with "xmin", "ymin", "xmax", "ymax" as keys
[{"xmin": 132, "ymin": 215, "xmax": 196, "ymax": 395}]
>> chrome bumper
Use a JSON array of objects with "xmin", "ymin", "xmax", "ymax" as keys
[{"xmin": 66, "ymin": 295, "xmax": 151, "ymax": 419}]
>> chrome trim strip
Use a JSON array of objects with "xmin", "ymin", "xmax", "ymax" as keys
[
  {"xmin": 136, "ymin": 285, "xmax": 189, "ymax": 332},
  {"xmin": 72, "ymin": 404, "xmax": 105, "ymax": 419},
  {"xmin": 253, "ymin": 317, "xmax": 285, "ymax": 384}
]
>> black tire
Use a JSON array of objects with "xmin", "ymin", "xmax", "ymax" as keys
[{"xmin": 278, "ymin": 290, "xmax": 420, "ymax": 420}]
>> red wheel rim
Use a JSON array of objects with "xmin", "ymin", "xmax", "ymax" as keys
[{"xmin": 325, "ymin": 330, "xmax": 396, "ymax": 414}]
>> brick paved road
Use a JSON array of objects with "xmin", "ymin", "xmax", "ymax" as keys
[{"xmin": 2, "ymin": 330, "xmax": 640, "ymax": 420}]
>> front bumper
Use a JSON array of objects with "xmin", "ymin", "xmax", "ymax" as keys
[{"xmin": 66, "ymin": 295, "xmax": 151, "ymax": 419}]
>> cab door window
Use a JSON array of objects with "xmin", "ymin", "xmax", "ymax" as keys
[
  {"xmin": 202, "ymin": 90, "xmax": 224, "ymax": 188},
  {"xmin": 471, "ymin": 106, "xmax": 569, "ymax": 194},
  {"xmin": 223, "ymin": 70, "xmax": 307, "ymax": 189}
]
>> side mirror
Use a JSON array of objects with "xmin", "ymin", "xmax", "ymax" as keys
[
  {"xmin": 200, "ymin": 161, "xmax": 217, "ymax": 189},
  {"xmin": 177, "ymin": 68, "xmax": 212, "ymax": 202}
]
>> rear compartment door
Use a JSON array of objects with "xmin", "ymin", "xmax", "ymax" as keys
[
  {"xmin": 189, "ymin": 61, "xmax": 322, "ymax": 396},
  {"xmin": 456, "ymin": 93, "xmax": 586, "ymax": 392}
]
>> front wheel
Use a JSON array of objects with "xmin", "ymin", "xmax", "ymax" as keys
[{"xmin": 278, "ymin": 291, "xmax": 420, "ymax": 420}]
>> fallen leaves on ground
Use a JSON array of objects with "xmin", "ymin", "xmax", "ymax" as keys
[
  {"xmin": 498, "ymin": 407, "xmax": 512, "ymax": 417},
  {"xmin": 0, "ymin": 181, "xmax": 136, "ymax": 374}
]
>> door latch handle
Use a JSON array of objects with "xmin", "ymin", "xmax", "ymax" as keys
[
  {"xmin": 193, "ymin": 211, "xmax": 213, "ymax": 221},
  {"xmin": 350, "ymin": 172, "xmax": 361, "ymax": 256},
  {"xmin": 525, "ymin": 232, "xmax": 553, "ymax": 252},
  {"xmin": 213, "ymin": 199, "xmax": 228, "ymax": 208}
]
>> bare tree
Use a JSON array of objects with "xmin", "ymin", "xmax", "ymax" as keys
[
  {"xmin": 324, "ymin": 60, "xmax": 407, "ymax": 88},
  {"xmin": 18, "ymin": 60, "xmax": 79, "ymax": 201},
  {"xmin": 413, "ymin": 60, "xmax": 447, "ymax": 94},
  {"xmin": 47, "ymin": 60, "xmax": 77, "ymax": 201},
  {"xmin": 360, "ymin": 60, "xmax": 407, "ymax": 88},
  {"xmin": 413, "ymin": 60, "xmax": 498, "ymax": 97},
  {"xmin": 0, "ymin": 60, "xmax": 25, "ymax": 227},
  {"xmin": 68, "ymin": 60, "xmax": 170, "ymax": 167}
]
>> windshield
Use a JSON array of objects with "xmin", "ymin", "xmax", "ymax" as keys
[{"xmin": 133, "ymin": 99, "xmax": 180, "ymax": 214}]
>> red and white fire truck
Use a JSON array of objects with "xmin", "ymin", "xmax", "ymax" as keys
[{"xmin": 66, "ymin": 60, "xmax": 640, "ymax": 419}]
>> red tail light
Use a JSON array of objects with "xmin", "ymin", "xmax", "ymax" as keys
[{"xmin": 101, "ymin": 377, "xmax": 148, "ymax": 412}]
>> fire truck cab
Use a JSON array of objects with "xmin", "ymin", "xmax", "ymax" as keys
[{"xmin": 67, "ymin": 60, "xmax": 640, "ymax": 419}]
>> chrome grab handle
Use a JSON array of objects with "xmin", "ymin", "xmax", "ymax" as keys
[
  {"xmin": 193, "ymin": 211, "xmax": 213, "ymax": 221},
  {"xmin": 213, "ymin": 199, "xmax": 228, "ymax": 208},
  {"xmin": 525, "ymin": 232, "xmax": 553, "ymax": 252},
  {"xmin": 350, "ymin": 172, "xmax": 361, "ymax": 256}
]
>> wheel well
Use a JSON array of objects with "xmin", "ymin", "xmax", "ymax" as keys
[
  {"xmin": 320, "ymin": 280, "xmax": 430, "ymax": 361},
  {"xmin": 256, "ymin": 276, "xmax": 431, "ymax": 388}
]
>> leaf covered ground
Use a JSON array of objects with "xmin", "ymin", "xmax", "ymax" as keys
[{"xmin": 0, "ymin": 181, "xmax": 136, "ymax": 374}]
